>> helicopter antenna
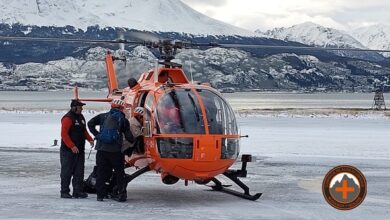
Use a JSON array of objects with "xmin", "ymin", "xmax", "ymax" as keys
[
  {"xmin": 189, "ymin": 60, "xmax": 194, "ymax": 84},
  {"xmin": 154, "ymin": 59, "xmax": 159, "ymax": 82}
]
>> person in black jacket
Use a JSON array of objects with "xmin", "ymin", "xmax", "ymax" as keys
[
  {"xmin": 87, "ymin": 99, "xmax": 134, "ymax": 202},
  {"xmin": 60, "ymin": 99, "xmax": 94, "ymax": 199}
]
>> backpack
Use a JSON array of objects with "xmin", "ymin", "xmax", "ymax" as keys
[
  {"xmin": 83, "ymin": 166, "xmax": 97, "ymax": 193},
  {"xmin": 97, "ymin": 109, "xmax": 125, "ymax": 144},
  {"xmin": 83, "ymin": 166, "xmax": 118, "ymax": 194}
]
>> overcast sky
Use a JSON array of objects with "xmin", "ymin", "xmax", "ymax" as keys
[{"xmin": 181, "ymin": 0, "xmax": 390, "ymax": 31}]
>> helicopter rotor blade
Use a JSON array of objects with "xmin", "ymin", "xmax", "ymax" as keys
[
  {"xmin": 191, "ymin": 42, "xmax": 390, "ymax": 53},
  {"xmin": 123, "ymin": 31, "xmax": 164, "ymax": 43},
  {"xmin": 2, "ymin": 35, "xmax": 390, "ymax": 53},
  {"xmin": 0, "ymin": 36, "xmax": 144, "ymax": 45}
]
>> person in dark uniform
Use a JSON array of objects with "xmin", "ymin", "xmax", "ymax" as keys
[
  {"xmin": 60, "ymin": 99, "xmax": 94, "ymax": 199},
  {"xmin": 87, "ymin": 99, "xmax": 134, "ymax": 202}
]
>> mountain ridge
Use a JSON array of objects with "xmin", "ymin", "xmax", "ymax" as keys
[
  {"xmin": 351, "ymin": 24, "xmax": 390, "ymax": 57},
  {"xmin": 258, "ymin": 22, "xmax": 365, "ymax": 49},
  {"xmin": 259, "ymin": 22, "xmax": 390, "ymax": 58},
  {"xmin": 0, "ymin": 0, "xmax": 253, "ymax": 36},
  {"xmin": 2, "ymin": 46, "xmax": 390, "ymax": 92},
  {"xmin": 1, "ymin": 3, "xmax": 390, "ymax": 92}
]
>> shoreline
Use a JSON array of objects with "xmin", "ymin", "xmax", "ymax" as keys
[
  {"xmin": 1, "ymin": 107, "xmax": 390, "ymax": 118},
  {"xmin": 236, "ymin": 108, "xmax": 390, "ymax": 117}
]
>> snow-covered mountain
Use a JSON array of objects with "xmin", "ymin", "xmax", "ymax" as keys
[
  {"xmin": 257, "ymin": 22, "xmax": 387, "ymax": 61},
  {"xmin": 2, "ymin": 46, "xmax": 390, "ymax": 92},
  {"xmin": 258, "ymin": 22, "xmax": 390, "ymax": 57},
  {"xmin": 0, "ymin": 0, "xmax": 252, "ymax": 36},
  {"xmin": 2, "ymin": 5, "xmax": 390, "ymax": 93},
  {"xmin": 350, "ymin": 24, "xmax": 390, "ymax": 57},
  {"xmin": 259, "ymin": 22, "xmax": 365, "ymax": 49}
]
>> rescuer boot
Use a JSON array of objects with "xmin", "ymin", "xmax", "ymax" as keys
[
  {"xmin": 60, "ymin": 193, "xmax": 72, "ymax": 199},
  {"xmin": 116, "ymin": 193, "xmax": 127, "ymax": 202},
  {"xmin": 73, "ymin": 192, "xmax": 88, "ymax": 198}
]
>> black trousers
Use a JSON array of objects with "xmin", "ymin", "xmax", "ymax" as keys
[
  {"xmin": 96, "ymin": 151, "xmax": 126, "ymax": 198},
  {"xmin": 60, "ymin": 147, "xmax": 85, "ymax": 194}
]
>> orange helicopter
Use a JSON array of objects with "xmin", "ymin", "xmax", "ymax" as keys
[
  {"xmin": 0, "ymin": 35, "xmax": 262, "ymax": 200},
  {"xmin": 2, "ymin": 35, "xmax": 390, "ymax": 201},
  {"xmin": 81, "ymin": 40, "xmax": 262, "ymax": 201}
]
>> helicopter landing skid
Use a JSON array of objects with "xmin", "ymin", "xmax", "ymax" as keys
[
  {"xmin": 210, "ymin": 172, "xmax": 262, "ymax": 201},
  {"xmin": 209, "ymin": 155, "xmax": 262, "ymax": 201},
  {"xmin": 124, "ymin": 166, "xmax": 151, "ymax": 185}
]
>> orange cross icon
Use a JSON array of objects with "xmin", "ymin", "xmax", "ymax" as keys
[{"xmin": 335, "ymin": 180, "xmax": 355, "ymax": 200}]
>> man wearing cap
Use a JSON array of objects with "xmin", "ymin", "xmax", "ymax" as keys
[
  {"xmin": 60, "ymin": 99, "xmax": 94, "ymax": 199},
  {"xmin": 87, "ymin": 99, "xmax": 134, "ymax": 202}
]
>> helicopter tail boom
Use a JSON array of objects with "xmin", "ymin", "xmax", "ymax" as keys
[{"xmin": 105, "ymin": 52, "xmax": 119, "ymax": 94}]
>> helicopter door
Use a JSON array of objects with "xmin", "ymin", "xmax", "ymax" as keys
[
  {"xmin": 144, "ymin": 93, "xmax": 154, "ymax": 138},
  {"xmin": 133, "ymin": 91, "xmax": 148, "ymax": 108}
]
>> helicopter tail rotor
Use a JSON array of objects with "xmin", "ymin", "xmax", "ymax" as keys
[
  {"xmin": 117, "ymin": 31, "xmax": 126, "ymax": 57},
  {"xmin": 73, "ymin": 85, "xmax": 79, "ymax": 100}
]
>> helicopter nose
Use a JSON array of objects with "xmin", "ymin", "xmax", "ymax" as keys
[{"xmin": 193, "ymin": 137, "xmax": 220, "ymax": 162}]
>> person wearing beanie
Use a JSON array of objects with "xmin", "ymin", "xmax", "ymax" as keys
[{"xmin": 87, "ymin": 99, "xmax": 134, "ymax": 202}]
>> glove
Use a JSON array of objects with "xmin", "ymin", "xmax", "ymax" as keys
[{"xmin": 89, "ymin": 141, "xmax": 95, "ymax": 149}]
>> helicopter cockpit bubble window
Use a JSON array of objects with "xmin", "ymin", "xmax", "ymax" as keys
[
  {"xmin": 198, "ymin": 90, "xmax": 238, "ymax": 135},
  {"xmin": 155, "ymin": 89, "xmax": 205, "ymax": 134},
  {"xmin": 221, "ymin": 138, "xmax": 240, "ymax": 159}
]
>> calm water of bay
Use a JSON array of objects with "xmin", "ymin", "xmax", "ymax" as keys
[{"xmin": 0, "ymin": 91, "xmax": 385, "ymax": 111}]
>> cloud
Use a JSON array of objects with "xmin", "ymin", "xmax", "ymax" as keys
[{"xmin": 182, "ymin": 0, "xmax": 390, "ymax": 31}]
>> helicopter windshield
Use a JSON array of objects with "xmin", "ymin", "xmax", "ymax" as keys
[
  {"xmin": 155, "ymin": 88, "xmax": 239, "ymax": 159},
  {"xmin": 156, "ymin": 89, "xmax": 205, "ymax": 134},
  {"xmin": 155, "ymin": 88, "xmax": 238, "ymax": 135},
  {"xmin": 198, "ymin": 90, "xmax": 238, "ymax": 135}
]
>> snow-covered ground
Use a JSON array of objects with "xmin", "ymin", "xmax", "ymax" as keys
[{"xmin": 0, "ymin": 112, "xmax": 389, "ymax": 219}]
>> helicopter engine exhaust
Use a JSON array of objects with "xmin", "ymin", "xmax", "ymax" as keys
[{"xmin": 161, "ymin": 173, "xmax": 179, "ymax": 185}]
